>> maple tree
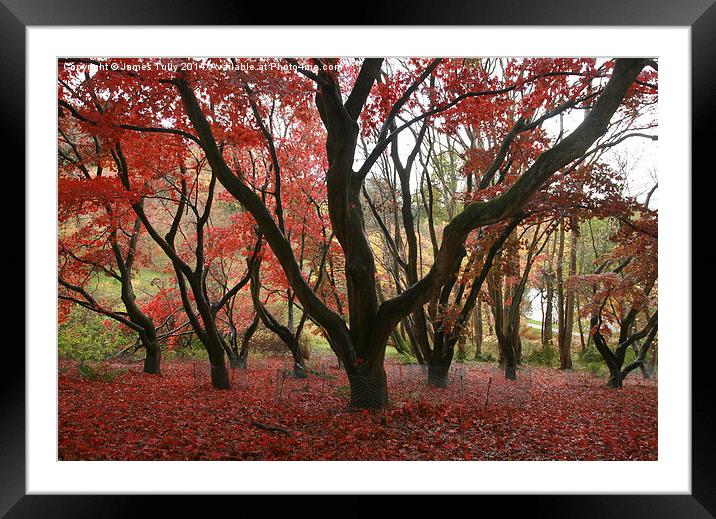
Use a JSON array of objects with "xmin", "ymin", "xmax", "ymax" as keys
[
  {"xmin": 569, "ymin": 199, "xmax": 658, "ymax": 387},
  {"xmin": 58, "ymin": 122, "xmax": 165, "ymax": 373},
  {"xmin": 58, "ymin": 60, "xmax": 334, "ymax": 386},
  {"xmin": 361, "ymin": 59, "xmax": 656, "ymax": 385},
  {"xmin": 57, "ymin": 57, "xmax": 657, "ymax": 408}
]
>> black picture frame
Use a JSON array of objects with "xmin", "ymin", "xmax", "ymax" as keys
[{"xmin": 2, "ymin": 1, "xmax": 712, "ymax": 516}]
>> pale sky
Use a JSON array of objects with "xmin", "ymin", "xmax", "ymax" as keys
[{"xmin": 358, "ymin": 58, "xmax": 658, "ymax": 212}]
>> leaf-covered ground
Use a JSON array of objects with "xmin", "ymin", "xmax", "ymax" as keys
[{"xmin": 58, "ymin": 357, "xmax": 657, "ymax": 461}]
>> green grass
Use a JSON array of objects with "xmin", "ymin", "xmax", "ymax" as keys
[
  {"xmin": 524, "ymin": 317, "xmax": 557, "ymax": 332},
  {"xmin": 93, "ymin": 269, "xmax": 164, "ymax": 300},
  {"xmin": 524, "ymin": 316, "xmax": 590, "ymax": 335}
]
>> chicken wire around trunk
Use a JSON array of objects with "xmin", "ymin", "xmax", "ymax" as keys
[{"xmin": 346, "ymin": 373, "xmax": 389, "ymax": 409}]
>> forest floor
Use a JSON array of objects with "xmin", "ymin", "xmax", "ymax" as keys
[{"xmin": 58, "ymin": 356, "xmax": 657, "ymax": 461}]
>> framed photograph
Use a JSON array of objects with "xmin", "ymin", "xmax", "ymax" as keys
[{"xmin": 2, "ymin": 0, "xmax": 712, "ymax": 516}]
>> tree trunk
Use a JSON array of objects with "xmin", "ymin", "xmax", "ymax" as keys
[
  {"xmin": 236, "ymin": 345, "xmax": 249, "ymax": 370},
  {"xmin": 592, "ymin": 328, "xmax": 624, "ymax": 389},
  {"xmin": 561, "ymin": 220, "xmax": 578, "ymax": 368},
  {"xmin": 607, "ymin": 367, "xmax": 623, "ymax": 388},
  {"xmin": 348, "ymin": 365, "xmax": 388, "ymax": 409},
  {"xmin": 142, "ymin": 340, "xmax": 161, "ymax": 374},
  {"xmin": 489, "ymin": 274, "xmax": 517, "ymax": 381},
  {"xmin": 227, "ymin": 325, "xmax": 241, "ymax": 368},
  {"xmin": 227, "ymin": 352, "xmax": 240, "ymax": 368},
  {"xmin": 290, "ymin": 344, "xmax": 308, "ymax": 378},
  {"xmin": 575, "ymin": 294, "xmax": 586, "ymax": 352},
  {"xmin": 503, "ymin": 319, "xmax": 521, "ymax": 380},
  {"xmin": 647, "ymin": 341, "xmax": 658, "ymax": 377},
  {"xmin": 638, "ymin": 359, "xmax": 649, "ymax": 379},
  {"xmin": 503, "ymin": 345, "xmax": 517, "ymax": 380},
  {"xmin": 426, "ymin": 343, "xmax": 454, "ymax": 387},
  {"xmin": 222, "ymin": 336, "xmax": 239, "ymax": 368},
  {"xmin": 456, "ymin": 334, "xmax": 467, "ymax": 363},
  {"xmin": 512, "ymin": 312, "xmax": 523, "ymax": 364},
  {"xmin": 486, "ymin": 307, "xmax": 494, "ymax": 336},
  {"xmin": 287, "ymin": 290, "xmax": 295, "ymax": 334},
  {"xmin": 202, "ymin": 317, "xmax": 231, "ymax": 389},
  {"xmin": 473, "ymin": 301, "xmax": 483, "ymax": 359},
  {"xmin": 194, "ymin": 289, "xmax": 231, "ymax": 389},
  {"xmin": 542, "ymin": 233, "xmax": 557, "ymax": 349},
  {"xmin": 402, "ymin": 321, "xmax": 425, "ymax": 364},
  {"xmin": 228, "ymin": 353, "xmax": 240, "ymax": 369},
  {"xmin": 119, "ymin": 265, "xmax": 162, "ymax": 376},
  {"xmin": 210, "ymin": 362, "xmax": 230, "ymax": 389},
  {"xmin": 428, "ymin": 365, "xmax": 450, "ymax": 387},
  {"xmin": 236, "ymin": 312, "xmax": 259, "ymax": 370},
  {"xmin": 203, "ymin": 323, "xmax": 231, "ymax": 389},
  {"xmin": 556, "ymin": 220, "xmax": 572, "ymax": 369},
  {"xmin": 250, "ymin": 265, "xmax": 306, "ymax": 378}
]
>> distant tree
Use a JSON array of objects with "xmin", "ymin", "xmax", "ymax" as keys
[{"xmin": 569, "ymin": 201, "xmax": 658, "ymax": 387}]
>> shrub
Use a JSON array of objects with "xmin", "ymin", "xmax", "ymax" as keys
[
  {"xmin": 580, "ymin": 344, "xmax": 602, "ymax": 363},
  {"xmin": 577, "ymin": 345, "xmax": 609, "ymax": 376},
  {"xmin": 473, "ymin": 352, "xmax": 495, "ymax": 362},
  {"xmin": 77, "ymin": 360, "xmax": 127, "ymax": 382},
  {"xmin": 250, "ymin": 329, "xmax": 288, "ymax": 355},
  {"xmin": 583, "ymin": 360, "xmax": 607, "ymax": 377},
  {"xmin": 395, "ymin": 350, "xmax": 418, "ymax": 365},
  {"xmin": 525, "ymin": 343, "xmax": 557, "ymax": 367},
  {"xmin": 520, "ymin": 324, "xmax": 542, "ymax": 342},
  {"xmin": 168, "ymin": 335, "xmax": 209, "ymax": 359},
  {"xmin": 59, "ymin": 307, "xmax": 133, "ymax": 362},
  {"xmin": 479, "ymin": 337, "xmax": 501, "ymax": 359},
  {"xmin": 455, "ymin": 346, "xmax": 466, "ymax": 363},
  {"xmin": 299, "ymin": 331, "xmax": 332, "ymax": 360}
]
